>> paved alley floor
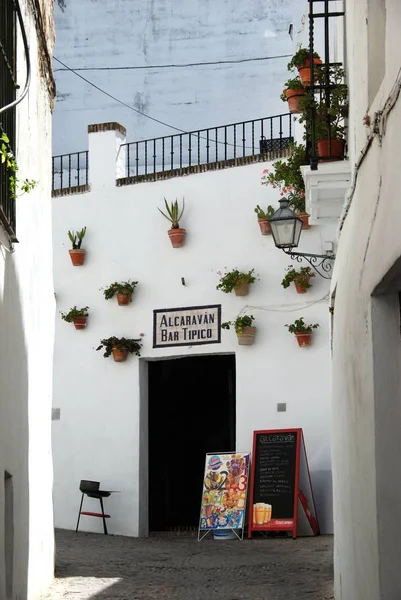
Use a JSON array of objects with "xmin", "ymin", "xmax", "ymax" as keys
[{"xmin": 40, "ymin": 529, "xmax": 333, "ymax": 600}]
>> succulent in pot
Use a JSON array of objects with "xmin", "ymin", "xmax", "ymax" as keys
[
  {"xmin": 254, "ymin": 205, "xmax": 275, "ymax": 235},
  {"xmin": 221, "ymin": 315, "xmax": 256, "ymax": 345},
  {"xmin": 68, "ymin": 227, "xmax": 86, "ymax": 266},
  {"xmin": 285, "ymin": 317, "xmax": 319, "ymax": 347},
  {"xmin": 102, "ymin": 280, "xmax": 138, "ymax": 305},
  {"xmin": 158, "ymin": 197, "xmax": 186, "ymax": 248},
  {"xmin": 60, "ymin": 306, "xmax": 89, "ymax": 330},
  {"xmin": 216, "ymin": 268, "xmax": 258, "ymax": 297},
  {"xmin": 96, "ymin": 336, "xmax": 143, "ymax": 362},
  {"xmin": 281, "ymin": 266, "xmax": 315, "ymax": 294}
]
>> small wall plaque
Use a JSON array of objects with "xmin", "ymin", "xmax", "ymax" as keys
[{"xmin": 153, "ymin": 304, "xmax": 221, "ymax": 348}]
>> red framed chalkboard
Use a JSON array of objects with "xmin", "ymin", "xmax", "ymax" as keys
[{"xmin": 247, "ymin": 428, "xmax": 319, "ymax": 539}]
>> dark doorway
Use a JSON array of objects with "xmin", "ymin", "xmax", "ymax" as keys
[{"xmin": 148, "ymin": 354, "xmax": 235, "ymax": 531}]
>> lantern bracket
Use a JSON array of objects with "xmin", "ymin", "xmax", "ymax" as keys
[{"xmin": 282, "ymin": 249, "xmax": 335, "ymax": 279}]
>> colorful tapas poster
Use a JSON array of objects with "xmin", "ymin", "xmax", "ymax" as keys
[{"xmin": 199, "ymin": 452, "xmax": 250, "ymax": 530}]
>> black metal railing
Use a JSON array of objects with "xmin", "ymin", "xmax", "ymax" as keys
[
  {"xmin": 307, "ymin": 0, "xmax": 346, "ymax": 169},
  {"xmin": 52, "ymin": 151, "xmax": 89, "ymax": 191},
  {"xmin": 0, "ymin": 0, "xmax": 17, "ymax": 237},
  {"xmin": 121, "ymin": 114, "xmax": 293, "ymax": 179}
]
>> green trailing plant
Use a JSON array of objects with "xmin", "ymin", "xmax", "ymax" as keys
[
  {"xmin": 1, "ymin": 132, "xmax": 37, "ymax": 198},
  {"xmin": 216, "ymin": 268, "xmax": 258, "ymax": 294},
  {"xmin": 285, "ymin": 317, "xmax": 319, "ymax": 335},
  {"xmin": 158, "ymin": 197, "xmax": 185, "ymax": 229},
  {"xmin": 261, "ymin": 142, "xmax": 307, "ymax": 213},
  {"xmin": 254, "ymin": 205, "xmax": 274, "ymax": 219},
  {"xmin": 281, "ymin": 266, "xmax": 315, "ymax": 290},
  {"xmin": 221, "ymin": 314, "xmax": 255, "ymax": 334},
  {"xmin": 280, "ymin": 77, "xmax": 305, "ymax": 102},
  {"xmin": 102, "ymin": 280, "xmax": 138, "ymax": 300},
  {"xmin": 68, "ymin": 227, "xmax": 86, "ymax": 249},
  {"xmin": 60, "ymin": 306, "xmax": 89, "ymax": 322},
  {"xmin": 287, "ymin": 47, "xmax": 321, "ymax": 71},
  {"xmin": 96, "ymin": 336, "xmax": 143, "ymax": 358}
]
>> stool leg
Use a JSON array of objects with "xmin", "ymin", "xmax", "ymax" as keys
[
  {"xmin": 76, "ymin": 493, "xmax": 84, "ymax": 532},
  {"xmin": 99, "ymin": 497, "xmax": 108, "ymax": 535}
]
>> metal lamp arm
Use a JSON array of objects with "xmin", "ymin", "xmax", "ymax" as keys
[{"xmin": 281, "ymin": 249, "xmax": 335, "ymax": 279}]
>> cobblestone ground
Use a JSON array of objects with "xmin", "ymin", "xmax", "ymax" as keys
[{"xmin": 40, "ymin": 529, "xmax": 333, "ymax": 600}]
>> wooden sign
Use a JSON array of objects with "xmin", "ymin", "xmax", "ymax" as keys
[
  {"xmin": 198, "ymin": 452, "xmax": 250, "ymax": 541},
  {"xmin": 153, "ymin": 304, "xmax": 221, "ymax": 348},
  {"xmin": 248, "ymin": 429, "xmax": 319, "ymax": 539}
]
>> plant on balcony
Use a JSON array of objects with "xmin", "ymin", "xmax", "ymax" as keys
[
  {"xmin": 287, "ymin": 47, "xmax": 322, "ymax": 87},
  {"xmin": 60, "ymin": 306, "xmax": 89, "ymax": 330},
  {"xmin": 280, "ymin": 77, "xmax": 306, "ymax": 114},
  {"xmin": 254, "ymin": 205, "xmax": 274, "ymax": 235},
  {"xmin": 68, "ymin": 227, "xmax": 87, "ymax": 266},
  {"xmin": 222, "ymin": 314, "xmax": 256, "ymax": 345},
  {"xmin": 285, "ymin": 317, "xmax": 319, "ymax": 347},
  {"xmin": 216, "ymin": 268, "xmax": 258, "ymax": 297},
  {"xmin": 261, "ymin": 143, "xmax": 310, "ymax": 228},
  {"xmin": 299, "ymin": 66, "xmax": 348, "ymax": 160},
  {"xmin": 1, "ymin": 132, "xmax": 37, "ymax": 198},
  {"xmin": 281, "ymin": 265, "xmax": 315, "ymax": 294},
  {"xmin": 96, "ymin": 336, "xmax": 143, "ymax": 362},
  {"xmin": 102, "ymin": 280, "xmax": 138, "ymax": 305},
  {"xmin": 158, "ymin": 197, "xmax": 186, "ymax": 248}
]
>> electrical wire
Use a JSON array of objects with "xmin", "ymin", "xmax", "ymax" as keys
[
  {"xmin": 238, "ymin": 293, "xmax": 330, "ymax": 315},
  {"xmin": 53, "ymin": 53, "xmax": 292, "ymax": 72},
  {"xmin": 0, "ymin": 0, "xmax": 31, "ymax": 115}
]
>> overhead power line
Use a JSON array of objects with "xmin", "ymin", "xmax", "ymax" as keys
[{"xmin": 54, "ymin": 54, "xmax": 292, "ymax": 72}]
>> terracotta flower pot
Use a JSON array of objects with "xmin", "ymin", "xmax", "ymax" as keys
[
  {"xmin": 112, "ymin": 347, "xmax": 128, "ymax": 362},
  {"xmin": 237, "ymin": 326, "xmax": 256, "ymax": 346},
  {"xmin": 116, "ymin": 292, "xmax": 132, "ymax": 306},
  {"xmin": 72, "ymin": 315, "xmax": 88, "ymax": 330},
  {"xmin": 295, "ymin": 332, "xmax": 312, "ymax": 347},
  {"xmin": 297, "ymin": 57, "xmax": 322, "ymax": 86},
  {"xmin": 317, "ymin": 138, "xmax": 346, "ymax": 162},
  {"xmin": 234, "ymin": 282, "xmax": 249, "ymax": 296},
  {"xmin": 168, "ymin": 228, "xmax": 186, "ymax": 248},
  {"xmin": 284, "ymin": 88, "xmax": 306, "ymax": 114},
  {"xmin": 69, "ymin": 249, "xmax": 85, "ymax": 266},
  {"xmin": 297, "ymin": 212, "xmax": 310, "ymax": 229},
  {"xmin": 258, "ymin": 218, "xmax": 271, "ymax": 235},
  {"xmin": 294, "ymin": 280, "xmax": 308, "ymax": 294}
]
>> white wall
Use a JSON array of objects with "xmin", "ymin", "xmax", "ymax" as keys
[
  {"xmin": 331, "ymin": 0, "xmax": 401, "ymax": 598},
  {"xmin": 0, "ymin": 1, "xmax": 55, "ymax": 598},
  {"xmin": 52, "ymin": 125, "xmax": 334, "ymax": 537},
  {"xmin": 52, "ymin": 0, "xmax": 305, "ymax": 155}
]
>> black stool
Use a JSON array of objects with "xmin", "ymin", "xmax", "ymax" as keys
[{"xmin": 76, "ymin": 480, "xmax": 112, "ymax": 535}]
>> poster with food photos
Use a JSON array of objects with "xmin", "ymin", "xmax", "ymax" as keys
[{"xmin": 199, "ymin": 453, "xmax": 250, "ymax": 530}]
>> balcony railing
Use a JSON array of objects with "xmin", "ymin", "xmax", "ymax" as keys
[
  {"xmin": 121, "ymin": 114, "xmax": 293, "ymax": 180},
  {"xmin": 52, "ymin": 151, "xmax": 89, "ymax": 191}
]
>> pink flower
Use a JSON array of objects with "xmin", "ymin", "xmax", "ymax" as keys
[
  {"xmin": 139, "ymin": 332, "xmax": 145, "ymax": 337},
  {"xmin": 262, "ymin": 169, "xmax": 269, "ymax": 174}
]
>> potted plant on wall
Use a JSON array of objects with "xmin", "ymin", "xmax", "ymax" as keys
[
  {"xmin": 96, "ymin": 336, "xmax": 143, "ymax": 362},
  {"xmin": 216, "ymin": 268, "xmax": 258, "ymax": 297},
  {"xmin": 280, "ymin": 77, "xmax": 306, "ymax": 114},
  {"xmin": 254, "ymin": 205, "xmax": 275, "ymax": 235},
  {"xmin": 287, "ymin": 47, "xmax": 322, "ymax": 87},
  {"xmin": 285, "ymin": 317, "xmax": 319, "ymax": 347},
  {"xmin": 281, "ymin": 265, "xmax": 315, "ymax": 294},
  {"xmin": 68, "ymin": 227, "xmax": 87, "ymax": 266},
  {"xmin": 221, "ymin": 315, "xmax": 256, "ymax": 345},
  {"xmin": 60, "ymin": 306, "xmax": 89, "ymax": 330},
  {"xmin": 102, "ymin": 280, "xmax": 138, "ymax": 305},
  {"xmin": 158, "ymin": 197, "xmax": 186, "ymax": 248}
]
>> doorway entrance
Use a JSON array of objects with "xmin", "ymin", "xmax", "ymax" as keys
[{"xmin": 148, "ymin": 354, "xmax": 235, "ymax": 531}]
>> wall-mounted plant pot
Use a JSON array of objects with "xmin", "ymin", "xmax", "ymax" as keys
[
  {"xmin": 72, "ymin": 316, "xmax": 88, "ymax": 330},
  {"xmin": 294, "ymin": 280, "xmax": 310, "ymax": 294},
  {"xmin": 297, "ymin": 57, "xmax": 322, "ymax": 86},
  {"xmin": 168, "ymin": 228, "xmax": 186, "ymax": 248},
  {"xmin": 284, "ymin": 88, "xmax": 306, "ymax": 114},
  {"xmin": 317, "ymin": 138, "xmax": 346, "ymax": 162},
  {"xmin": 69, "ymin": 249, "xmax": 85, "ymax": 266},
  {"xmin": 258, "ymin": 218, "xmax": 271, "ymax": 235},
  {"xmin": 112, "ymin": 347, "xmax": 128, "ymax": 362},
  {"xmin": 234, "ymin": 282, "xmax": 249, "ymax": 297},
  {"xmin": 116, "ymin": 292, "xmax": 132, "ymax": 306},
  {"xmin": 295, "ymin": 332, "xmax": 312, "ymax": 347},
  {"xmin": 297, "ymin": 212, "xmax": 310, "ymax": 230},
  {"xmin": 237, "ymin": 327, "xmax": 256, "ymax": 345}
]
